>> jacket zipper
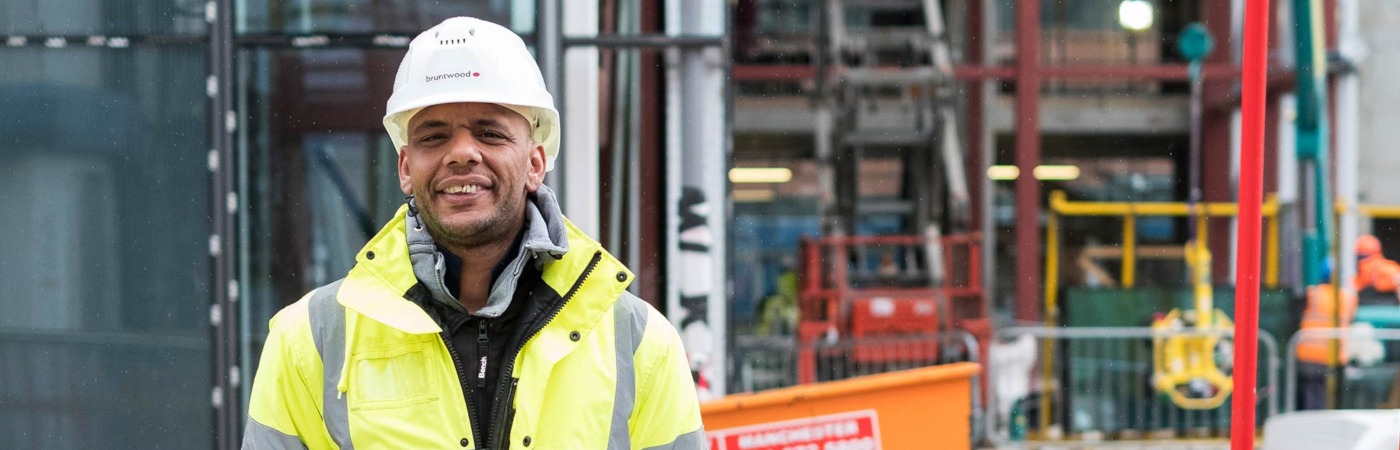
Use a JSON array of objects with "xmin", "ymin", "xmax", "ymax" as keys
[
  {"xmin": 487, "ymin": 250, "xmax": 603, "ymax": 449},
  {"xmin": 474, "ymin": 319, "xmax": 491, "ymax": 447},
  {"xmin": 441, "ymin": 329, "xmax": 484, "ymax": 448}
]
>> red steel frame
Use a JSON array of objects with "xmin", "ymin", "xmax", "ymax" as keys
[
  {"xmin": 1014, "ymin": 0, "xmax": 1042, "ymax": 322},
  {"xmin": 795, "ymin": 233, "xmax": 985, "ymax": 385},
  {"xmin": 736, "ymin": 5, "xmax": 1310, "ymax": 439},
  {"xmin": 732, "ymin": 1, "xmax": 1304, "ymax": 327}
]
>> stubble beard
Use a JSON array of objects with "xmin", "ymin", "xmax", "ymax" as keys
[{"xmin": 418, "ymin": 187, "xmax": 526, "ymax": 251}]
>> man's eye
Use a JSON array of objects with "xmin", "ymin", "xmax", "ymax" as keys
[
  {"xmin": 418, "ymin": 134, "xmax": 445, "ymax": 143},
  {"xmin": 480, "ymin": 131, "xmax": 506, "ymax": 140}
]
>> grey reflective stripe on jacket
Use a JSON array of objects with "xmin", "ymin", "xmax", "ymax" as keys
[
  {"xmin": 608, "ymin": 292, "xmax": 651, "ymax": 450},
  {"xmin": 242, "ymin": 418, "xmax": 307, "ymax": 449},
  {"xmin": 642, "ymin": 428, "xmax": 708, "ymax": 450},
  {"xmin": 308, "ymin": 281, "xmax": 354, "ymax": 449}
]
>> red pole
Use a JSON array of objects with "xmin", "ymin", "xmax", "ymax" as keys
[{"xmin": 1233, "ymin": 0, "xmax": 1270, "ymax": 448}]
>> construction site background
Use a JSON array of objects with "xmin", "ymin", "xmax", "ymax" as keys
[{"xmin": 4, "ymin": 0, "xmax": 1400, "ymax": 448}]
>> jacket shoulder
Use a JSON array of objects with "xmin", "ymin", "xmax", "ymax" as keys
[
  {"xmin": 266, "ymin": 280, "xmax": 345, "ymax": 339},
  {"xmin": 615, "ymin": 292, "xmax": 687, "ymax": 371}
]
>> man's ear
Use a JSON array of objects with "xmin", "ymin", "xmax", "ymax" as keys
[
  {"xmin": 524, "ymin": 143, "xmax": 547, "ymax": 192},
  {"xmin": 398, "ymin": 147, "xmax": 413, "ymax": 195}
]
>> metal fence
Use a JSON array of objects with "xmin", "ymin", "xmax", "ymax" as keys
[
  {"xmin": 733, "ymin": 330, "xmax": 981, "ymax": 387},
  {"xmin": 1283, "ymin": 327, "xmax": 1400, "ymax": 412},
  {"xmin": 731, "ymin": 334, "xmax": 798, "ymax": 393},
  {"xmin": 987, "ymin": 327, "xmax": 1280, "ymax": 445},
  {"xmin": 730, "ymin": 330, "xmax": 985, "ymax": 439},
  {"xmin": 0, "ymin": 329, "xmax": 210, "ymax": 449},
  {"xmin": 730, "ymin": 325, "xmax": 1400, "ymax": 447}
]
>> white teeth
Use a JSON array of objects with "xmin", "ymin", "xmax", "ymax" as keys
[{"xmin": 444, "ymin": 185, "xmax": 480, "ymax": 194}]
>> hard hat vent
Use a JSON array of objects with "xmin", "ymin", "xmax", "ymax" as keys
[{"xmin": 435, "ymin": 28, "xmax": 476, "ymax": 47}]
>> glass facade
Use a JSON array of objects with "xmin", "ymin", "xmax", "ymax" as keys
[
  {"xmin": 237, "ymin": 48, "xmax": 406, "ymax": 395},
  {"xmin": 1, "ymin": 1, "xmax": 537, "ymax": 447},
  {"xmin": 0, "ymin": 13, "xmax": 212, "ymax": 449},
  {"xmin": 0, "ymin": 0, "xmax": 207, "ymax": 35},
  {"xmin": 236, "ymin": 0, "xmax": 529, "ymax": 34}
]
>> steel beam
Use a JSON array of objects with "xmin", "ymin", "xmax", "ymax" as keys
[
  {"xmin": 967, "ymin": 0, "xmax": 984, "ymax": 234},
  {"xmin": 639, "ymin": 0, "xmax": 664, "ymax": 306},
  {"xmin": 1203, "ymin": 0, "xmax": 1244, "ymax": 281},
  {"xmin": 1014, "ymin": 0, "xmax": 1042, "ymax": 323},
  {"xmin": 730, "ymin": 63, "xmax": 1244, "ymax": 82},
  {"xmin": 564, "ymin": 34, "xmax": 722, "ymax": 47}
]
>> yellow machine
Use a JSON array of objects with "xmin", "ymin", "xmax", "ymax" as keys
[{"xmin": 1151, "ymin": 238, "xmax": 1235, "ymax": 409}]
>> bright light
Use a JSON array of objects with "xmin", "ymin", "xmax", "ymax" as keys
[
  {"xmin": 729, "ymin": 167, "xmax": 793, "ymax": 184},
  {"xmin": 1118, "ymin": 0, "xmax": 1154, "ymax": 32},
  {"xmin": 1033, "ymin": 165, "xmax": 1081, "ymax": 181},
  {"xmin": 733, "ymin": 189, "xmax": 776, "ymax": 203},
  {"xmin": 987, "ymin": 165, "xmax": 1020, "ymax": 181}
]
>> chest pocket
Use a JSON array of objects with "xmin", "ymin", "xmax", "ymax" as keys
[{"xmin": 349, "ymin": 343, "xmax": 439, "ymax": 410}]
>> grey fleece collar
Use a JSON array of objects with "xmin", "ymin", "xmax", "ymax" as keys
[{"xmin": 405, "ymin": 184, "xmax": 569, "ymax": 318}]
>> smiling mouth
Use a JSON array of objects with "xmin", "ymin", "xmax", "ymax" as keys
[{"xmin": 442, "ymin": 185, "xmax": 484, "ymax": 194}]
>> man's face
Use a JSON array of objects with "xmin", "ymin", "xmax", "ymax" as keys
[{"xmin": 398, "ymin": 102, "xmax": 547, "ymax": 250}]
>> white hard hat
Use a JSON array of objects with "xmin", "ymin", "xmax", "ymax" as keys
[{"xmin": 384, "ymin": 16, "xmax": 561, "ymax": 171}]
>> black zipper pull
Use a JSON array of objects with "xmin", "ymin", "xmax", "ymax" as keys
[{"xmin": 476, "ymin": 320, "xmax": 489, "ymax": 389}]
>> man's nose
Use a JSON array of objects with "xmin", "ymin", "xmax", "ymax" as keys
[{"xmin": 444, "ymin": 131, "xmax": 483, "ymax": 166}]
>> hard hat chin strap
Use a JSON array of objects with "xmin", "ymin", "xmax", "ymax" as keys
[{"xmin": 404, "ymin": 195, "xmax": 426, "ymax": 231}]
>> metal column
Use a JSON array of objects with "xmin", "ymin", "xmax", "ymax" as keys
[
  {"xmin": 208, "ymin": 0, "xmax": 242, "ymax": 446},
  {"xmin": 546, "ymin": 0, "xmax": 727, "ymax": 399},
  {"xmin": 1014, "ymin": 0, "xmax": 1042, "ymax": 323},
  {"xmin": 664, "ymin": 0, "xmax": 729, "ymax": 400},
  {"xmin": 560, "ymin": 0, "xmax": 602, "ymax": 237},
  {"xmin": 1336, "ymin": 0, "xmax": 1362, "ymax": 294}
]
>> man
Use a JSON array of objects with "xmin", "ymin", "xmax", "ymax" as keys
[
  {"xmin": 1295, "ymin": 283, "xmax": 1358, "ymax": 410},
  {"xmin": 1354, "ymin": 234, "xmax": 1400, "ymax": 305},
  {"xmin": 243, "ymin": 17, "xmax": 705, "ymax": 449},
  {"xmin": 1295, "ymin": 235, "xmax": 1397, "ymax": 410}
]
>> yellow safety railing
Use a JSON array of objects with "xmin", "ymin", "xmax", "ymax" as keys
[
  {"xmin": 1338, "ymin": 202, "xmax": 1400, "ymax": 220},
  {"xmin": 1044, "ymin": 190, "xmax": 1283, "ymax": 299},
  {"xmin": 1037, "ymin": 190, "xmax": 1282, "ymax": 433}
]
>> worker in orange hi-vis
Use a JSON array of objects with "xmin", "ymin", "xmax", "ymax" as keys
[
  {"xmin": 1295, "ymin": 283, "xmax": 1358, "ymax": 410},
  {"xmin": 1296, "ymin": 235, "xmax": 1400, "ymax": 410},
  {"xmin": 1354, "ymin": 234, "xmax": 1400, "ymax": 305}
]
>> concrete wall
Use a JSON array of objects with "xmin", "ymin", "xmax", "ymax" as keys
[{"xmin": 1357, "ymin": 2, "xmax": 1400, "ymax": 205}]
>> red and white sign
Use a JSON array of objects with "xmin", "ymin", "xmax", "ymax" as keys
[{"xmin": 706, "ymin": 410, "xmax": 881, "ymax": 450}]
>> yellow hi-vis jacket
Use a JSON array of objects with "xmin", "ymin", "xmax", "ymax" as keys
[{"xmin": 243, "ymin": 206, "xmax": 705, "ymax": 449}]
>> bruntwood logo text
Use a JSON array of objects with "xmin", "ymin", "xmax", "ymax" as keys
[{"xmin": 426, "ymin": 71, "xmax": 480, "ymax": 82}]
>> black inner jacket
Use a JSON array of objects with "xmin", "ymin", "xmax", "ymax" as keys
[{"xmin": 405, "ymin": 229, "xmax": 564, "ymax": 448}]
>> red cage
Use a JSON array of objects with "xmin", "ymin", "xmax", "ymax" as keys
[{"xmin": 795, "ymin": 233, "xmax": 987, "ymax": 384}]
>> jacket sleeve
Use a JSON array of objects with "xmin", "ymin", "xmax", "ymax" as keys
[
  {"xmin": 1375, "ymin": 260, "xmax": 1400, "ymax": 292},
  {"xmin": 629, "ymin": 308, "xmax": 707, "ymax": 450},
  {"xmin": 242, "ymin": 301, "xmax": 324, "ymax": 450}
]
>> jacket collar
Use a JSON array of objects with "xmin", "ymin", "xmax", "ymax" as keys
[
  {"xmin": 338, "ymin": 186, "xmax": 631, "ymax": 336},
  {"xmin": 404, "ymin": 185, "xmax": 570, "ymax": 318}
]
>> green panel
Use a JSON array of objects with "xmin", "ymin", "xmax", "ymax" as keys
[
  {"xmin": 1059, "ymin": 287, "xmax": 1296, "ymax": 435},
  {"xmin": 1065, "ymin": 288, "xmax": 1175, "ymax": 328},
  {"xmin": 1064, "ymin": 287, "xmax": 1298, "ymax": 342}
]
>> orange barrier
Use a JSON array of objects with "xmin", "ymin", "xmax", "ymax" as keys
[{"xmin": 702, "ymin": 363, "xmax": 979, "ymax": 450}]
